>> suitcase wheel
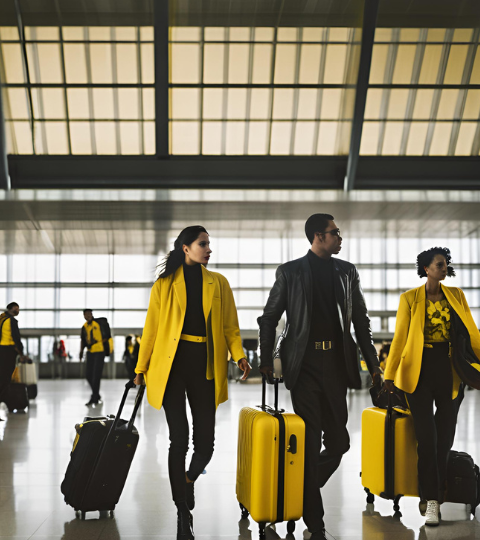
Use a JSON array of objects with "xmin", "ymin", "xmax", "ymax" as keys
[
  {"xmin": 287, "ymin": 520, "xmax": 295, "ymax": 534},
  {"xmin": 393, "ymin": 495, "xmax": 402, "ymax": 515},
  {"xmin": 364, "ymin": 487, "xmax": 375, "ymax": 504},
  {"xmin": 259, "ymin": 522, "xmax": 266, "ymax": 540},
  {"xmin": 239, "ymin": 503, "xmax": 249, "ymax": 519}
]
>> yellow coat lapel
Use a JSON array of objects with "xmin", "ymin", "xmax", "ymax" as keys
[
  {"xmin": 413, "ymin": 285, "xmax": 426, "ymax": 335},
  {"xmin": 173, "ymin": 265, "xmax": 187, "ymax": 315},
  {"xmin": 202, "ymin": 265, "xmax": 215, "ymax": 323}
]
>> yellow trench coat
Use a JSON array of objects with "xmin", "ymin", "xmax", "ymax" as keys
[
  {"xmin": 385, "ymin": 284, "xmax": 480, "ymax": 398},
  {"xmin": 135, "ymin": 265, "xmax": 245, "ymax": 410}
]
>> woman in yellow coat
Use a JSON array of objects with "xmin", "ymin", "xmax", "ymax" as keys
[
  {"xmin": 384, "ymin": 247, "xmax": 480, "ymax": 527},
  {"xmin": 133, "ymin": 226, "xmax": 251, "ymax": 540}
]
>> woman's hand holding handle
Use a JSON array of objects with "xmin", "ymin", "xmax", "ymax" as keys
[{"xmin": 133, "ymin": 373, "xmax": 146, "ymax": 386}]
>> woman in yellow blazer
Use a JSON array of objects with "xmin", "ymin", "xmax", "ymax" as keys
[
  {"xmin": 385, "ymin": 247, "xmax": 480, "ymax": 527},
  {"xmin": 133, "ymin": 225, "xmax": 250, "ymax": 540}
]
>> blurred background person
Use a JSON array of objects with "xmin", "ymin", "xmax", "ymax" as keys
[{"xmin": 123, "ymin": 335, "xmax": 136, "ymax": 380}]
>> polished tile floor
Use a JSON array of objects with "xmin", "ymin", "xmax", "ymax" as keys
[{"xmin": 0, "ymin": 378, "xmax": 479, "ymax": 540}]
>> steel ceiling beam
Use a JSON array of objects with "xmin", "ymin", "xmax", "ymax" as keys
[
  {"xmin": 343, "ymin": 0, "xmax": 380, "ymax": 192},
  {"xmin": 154, "ymin": 0, "xmax": 169, "ymax": 158},
  {"xmin": 0, "ymin": 86, "xmax": 10, "ymax": 190}
]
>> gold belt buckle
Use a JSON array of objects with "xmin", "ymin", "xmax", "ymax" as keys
[{"xmin": 315, "ymin": 341, "xmax": 332, "ymax": 350}]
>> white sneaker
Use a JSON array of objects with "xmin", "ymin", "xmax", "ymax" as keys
[{"xmin": 425, "ymin": 500, "xmax": 440, "ymax": 526}]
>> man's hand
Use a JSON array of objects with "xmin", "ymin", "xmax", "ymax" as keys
[
  {"xmin": 384, "ymin": 379, "xmax": 395, "ymax": 393},
  {"xmin": 237, "ymin": 358, "xmax": 252, "ymax": 381},
  {"xmin": 371, "ymin": 370, "xmax": 383, "ymax": 387},
  {"xmin": 259, "ymin": 365, "xmax": 274, "ymax": 385},
  {"xmin": 134, "ymin": 373, "xmax": 146, "ymax": 386}
]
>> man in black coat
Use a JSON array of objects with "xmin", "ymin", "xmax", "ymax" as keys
[{"xmin": 258, "ymin": 214, "xmax": 382, "ymax": 540}]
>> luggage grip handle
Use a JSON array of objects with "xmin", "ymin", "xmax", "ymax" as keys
[
  {"xmin": 127, "ymin": 385, "xmax": 145, "ymax": 431},
  {"xmin": 261, "ymin": 374, "xmax": 282, "ymax": 412},
  {"xmin": 111, "ymin": 381, "xmax": 143, "ymax": 433}
]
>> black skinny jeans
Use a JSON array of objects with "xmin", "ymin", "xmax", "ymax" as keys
[
  {"xmin": 407, "ymin": 343, "xmax": 459, "ymax": 501},
  {"xmin": 85, "ymin": 351, "xmax": 105, "ymax": 402},
  {"xmin": 0, "ymin": 346, "xmax": 17, "ymax": 404},
  {"xmin": 162, "ymin": 340, "xmax": 216, "ymax": 505},
  {"xmin": 290, "ymin": 346, "xmax": 350, "ymax": 534}
]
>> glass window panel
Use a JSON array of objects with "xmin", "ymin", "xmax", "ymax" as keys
[
  {"xmin": 31, "ymin": 288, "xmax": 55, "ymax": 309},
  {"xmin": 171, "ymin": 27, "xmax": 201, "ymax": 42},
  {"xmin": 455, "ymin": 123, "xmax": 476, "ymax": 155},
  {"xmin": 302, "ymin": 28, "xmax": 323, "ymax": 42},
  {"xmin": 203, "ymin": 89, "xmax": 223, "ymax": 119},
  {"xmin": 120, "ymin": 122, "xmax": 140, "ymax": 154},
  {"xmin": 86, "ymin": 255, "xmax": 110, "ymax": 282},
  {"xmin": 419, "ymin": 45, "xmax": 442, "ymax": 84},
  {"xmin": 95, "ymin": 122, "xmax": 117, "ymax": 154},
  {"xmin": 0, "ymin": 27, "xmax": 19, "ymax": 40},
  {"xmin": 294, "ymin": 122, "xmax": 315, "ymax": 155},
  {"xmin": 6, "ymin": 88, "xmax": 29, "ymax": 119},
  {"xmin": 382, "ymin": 122, "xmax": 403, "ymax": 155},
  {"xmin": 360, "ymin": 122, "xmax": 380, "ymax": 155},
  {"xmin": 90, "ymin": 43, "xmax": 113, "ymax": 84},
  {"xmin": 60, "ymin": 288, "xmax": 86, "ymax": 309},
  {"xmin": 227, "ymin": 89, "xmax": 247, "ymax": 119},
  {"xmin": 1, "ymin": 44, "xmax": 25, "ymax": 83},
  {"xmin": 63, "ymin": 27, "xmax": 84, "ymax": 40},
  {"xmin": 444, "ymin": 45, "xmax": 469, "ymax": 84},
  {"xmin": 274, "ymin": 44, "xmax": 297, "ymax": 84},
  {"xmin": 44, "ymin": 122, "xmax": 69, "ymax": 154},
  {"xmin": 230, "ymin": 28, "xmax": 250, "ymax": 41},
  {"xmin": 171, "ymin": 121, "xmax": 199, "ymax": 154},
  {"xmin": 67, "ymin": 89, "xmax": 90, "ymax": 119},
  {"xmin": 392, "ymin": 45, "xmax": 416, "ymax": 84},
  {"xmin": 60, "ymin": 255, "xmax": 86, "ymax": 281},
  {"xmin": 89, "ymin": 27, "xmax": 110, "ymax": 41},
  {"xmin": 252, "ymin": 44, "xmax": 273, "ymax": 83},
  {"xmin": 270, "ymin": 122, "xmax": 292, "ymax": 155},
  {"xmin": 114, "ymin": 255, "xmax": 156, "ymax": 282},
  {"xmin": 437, "ymin": 89, "xmax": 459, "ymax": 119},
  {"xmin": 204, "ymin": 27, "xmax": 225, "ymax": 41},
  {"xmin": 255, "ymin": 28, "xmax": 274, "ymax": 42},
  {"xmin": 429, "ymin": 122, "xmax": 453, "ymax": 155},
  {"xmin": 115, "ymin": 27, "xmax": 136, "ymax": 41},
  {"xmin": 387, "ymin": 89, "xmax": 409, "ymax": 119},
  {"xmin": 26, "ymin": 27, "xmax": 59, "ymax": 40},
  {"xmin": 324, "ymin": 45, "xmax": 347, "ymax": 83},
  {"xmin": 113, "ymin": 310, "xmax": 148, "ymax": 328},
  {"xmin": 273, "ymin": 89, "xmax": 294, "ymax": 119},
  {"xmin": 30, "ymin": 44, "xmax": 63, "ymax": 83},
  {"xmin": 64, "ymin": 44, "xmax": 87, "ymax": 83},
  {"xmin": 12, "ymin": 122, "xmax": 33, "ymax": 153},
  {"xmin": 33, "ymin": 88, "xmax": 65, "ymax": 119},
  {"xmin": 228, "ymin": 44, "xmax": 249, "ymax": 83},
  {"xmin": 118, "ymin": 89, "xmax": 139, "ymax": 119},
  {"xmin": 204, "ymin": 44, "xmax": 225, "ymax": 83},
  {"xmin": 171, "ymin": 44, "xmax": 200, "ymax": 83},
  {"xmin": 277, "ymin": 28, "xmax": 297, "ymax": 42},
  {"xmin": 113, "ymin": 44, "xmax": 136, "ymax": 83},
  {"xmin": 470, "ymin": 47, "xmax": 480, "ymax": 84},
  {"xmin": 297, "ymin": 89, "xmax": 318, "ymax": 119},
  {"xmin": 406, "ymin": 122, "xmax": 429, "ymax": 154},
  {"xmin": 317, "ymin": 122, "xmax": 338, "ymax": 154},
  {"xmin": 93, "ymin": 89, "xmax": 115, "ymax": 119},
  {"xmin": 299, "ymin": 45, "xmax": 322, "ymax": 84},
  {"xmin": 140, "ymin": 43, "xmax": 154, "ymax": 83},
  {"xmin": 226, "ymin": 122, "xmax": 245, "ymax": 154},
  {"xmin": 171, "ymin": 88, "xmax": 199, "ymax": 119},
  {"xmin": 202, "ymin": 122, "xmax": 222, "ymax": 154},
  {"xmin": 249, "ymin": 89, "xmax": 270, "ymax": 120},
  {"xmin": 463, "ymin": 90, "xmax": 480, "ymax": 119},
  {"xmin": 453, "ymin": 29, "xmax": 473, "ymax": 42},
  {"xmin": 319, "ymin": 89, "xmax": 342, "ymax": 120},
  {"xmin": 0, "ymin": 255, "xmax": 6, "ymax": 280},
  {"xmin": 369, "ymin": 45, "xmax": 388, "ymax": 84},
  {"xmin": 57, "ymin": 311, "xmax": 83, "ymax": 328},
  {"xmin": 374, "ymin": 29, "xmax": 391, "ymax": 42},
  {"xmin": 143, "ymin": 88, "xmax": 155, "ymax": 120},
  {"xmin": 329, "ymin": 28, "xmax": 349, "ymax": 42},
  {"xmin": 140, "ymin": 27, "xmax": 154, "ymax": 41},
  {"xmin": 412, "ymin": 89, "xmax": 434, "ymax": 119},
  {"xmin": 400, "ymin": 29, "xmax": 420, "ymax": 42},
  {"xmin": 86, "ymin": 288, "xmax": 109, "ymax": 308},
  {"xmin": 247, "ymin": 122, "xmax": 268, "ymax": 154},
  {"xmin": 144, "ymin": 121, "xmax": 155, "ymax": 154},
  {"xmin": 70, "ymin": 122, "xmax": 92, "ymax": 154},
  {"xmin": 427, "ymin": 29, "xmax": 445, "ymax": 42},
  {"xmin": 113, "ymin": 288, "xmax": 150, "ymax": 309}
]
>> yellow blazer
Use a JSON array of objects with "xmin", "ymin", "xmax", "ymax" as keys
[
  {"xmin": 385, "ymin": 284, "xmax": 480, "ymax": 398},
  {"xmin": 135, "ymin": 264, "xmax": 245, "ymax": 410}
]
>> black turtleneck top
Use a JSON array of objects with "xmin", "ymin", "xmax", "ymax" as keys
[{"xmin": 181, "ymin": 263, "xmax": 206, "ymax": 336}]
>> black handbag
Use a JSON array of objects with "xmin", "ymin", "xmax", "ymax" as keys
[
  {"xmin": 369, "ymin": 380, "xmax": 409, "ymax": 413},
  {"xmin": 450, "ymin": 309, "xmax": 480, "ymax": 390}
]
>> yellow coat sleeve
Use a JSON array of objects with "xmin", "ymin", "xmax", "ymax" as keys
[
  {"xmin": 219, "ymin": 275, "xmax": 245, "ymax": 363},
  {"xmin": 384, "ymin": 293, "xmax": 412, "ymax": 381},
  {"xmin": 135, "ymin": 281, "xmax": 161, "ymax": 374}
]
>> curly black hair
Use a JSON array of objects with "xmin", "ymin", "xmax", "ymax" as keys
[{"xmin": 416, "ymin": 247, "xmax": 456, "ymax": 278}]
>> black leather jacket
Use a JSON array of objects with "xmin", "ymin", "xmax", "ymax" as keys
[{"xmin": 258, "ymin": 253, "xmax": 380, "ymax": 390}]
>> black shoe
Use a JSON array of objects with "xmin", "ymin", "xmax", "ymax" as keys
[
  {"xmin": 85, "ymin": 400, "xmax": 94, "ymax": 406},
  {"xmin": 311, "ymin": 529, "xmax": 332, "ymax": 540},
  {"xmin": 186, "ymin": 480, "xmax": 195, "ymax": 511},
  {"xmin": 176, "ymin": 503, "xmax": 194, "ymax": 540}
]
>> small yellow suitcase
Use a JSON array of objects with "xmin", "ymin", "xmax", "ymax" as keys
[
  {"xmin": 361, "ymin": 405, "xmax": 418, "ymax": 514},
  {"xmin": 236, "ymin": 377, "xmax": 305, "ymax": 538}
]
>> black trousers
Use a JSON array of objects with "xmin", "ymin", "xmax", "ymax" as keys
[
  {"xmin": 162, "ymin": 340, "xmax": 216, "ymax": 505},
  {"xmin": 85, "ymin": 351, "xmax": 105, "ymax": 402},
  {"xmin": 290, "ymin": 345, "xmax": 350, "ymax": 533},
  {"xmin": 0, "ymin": 346, "xmax": 17, "ymax": 404},
  {"xmin": 407, "ymin": 343, "xmax": 458, "ymax": 501}
]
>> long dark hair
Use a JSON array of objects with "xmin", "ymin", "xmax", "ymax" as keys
[{"xmin": 157, "ymin": 225, "xmax": 208, "ymax": 279}]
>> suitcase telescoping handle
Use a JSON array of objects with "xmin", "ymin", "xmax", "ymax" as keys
[
  {"xmin": 261, "ymin": 374, "xmax": 282, "ymax": 412},
  {"xmin": 111, "ymin": 380, "xmax": 145, "ymax": 433}
]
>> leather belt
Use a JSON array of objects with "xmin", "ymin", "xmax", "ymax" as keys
[
  {"xmin": 314, "ymin": 340, "xmax": 334, "ymax": 351},
  {"xmin": 180, "ymin": 334, "xmax": 207, "ymax": 343}
]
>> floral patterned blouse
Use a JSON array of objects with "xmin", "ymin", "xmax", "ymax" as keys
[{"xmin": 424, "ymin": 298, "xmax": 451, "ymax": 342}]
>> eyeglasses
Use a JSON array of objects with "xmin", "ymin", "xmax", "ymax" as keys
[{"xmin": 319, "ymin": 228, "xmax": 341, "ymax": 237}]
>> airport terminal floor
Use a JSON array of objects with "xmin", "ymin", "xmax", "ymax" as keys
[{"xmin": 0, "ymin": 379, "xmax": 479, "ymax": 540}]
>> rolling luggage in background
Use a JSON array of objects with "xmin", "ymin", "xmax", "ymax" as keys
[
  {"xmin": 445, "ymin": 450, "xmax": 480, "ymax": 514},
  {"xmin": 61, "ymin": 381, "xmax": 145, "ymax": 519},
  {"xmin": 361, "ymin": 399, "xmax": 418, "ymax": 514},
  {"xmin": 236, "ymin": 376, "xmax": 305, "ymax": 539},
  {"xmin": 4, "ymin": 382, "xmax": 29, "ymax": 412},
  {"xmin": 18, "ymin": 361, "xmax": 38, "ymax": 399}
]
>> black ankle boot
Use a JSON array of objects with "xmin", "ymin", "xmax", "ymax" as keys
[{"xmin": 176, "ymin": 503, "xmax": 194, "ymax": 540}]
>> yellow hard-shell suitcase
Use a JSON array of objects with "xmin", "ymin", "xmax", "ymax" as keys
[
  {"xmin": 361, "ymin": 405, "xmax": 418, "ymax": 513},
  {"xmin": 236, "ymin": 377, "xmax": 305, "ymax": 538}
]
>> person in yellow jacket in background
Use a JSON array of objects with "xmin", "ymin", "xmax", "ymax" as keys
[
  {"xmin": 384, "ymin": 247, "xmax": 480, "ymax": 528},
  {"xmin": 134, "ymin": 225, "xmax": 251, "ymax": 540}
]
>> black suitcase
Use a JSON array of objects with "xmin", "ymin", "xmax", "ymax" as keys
[
  {"xmin": 61, "ymin": 381, "xmax": 145, "ymax": 519},
  {"xmin": 4, "ymin": 383, "xmax": 29, "ymax": 412},
  {"xmin": 445, "ymin": 450, "xmax": 479, "ymax": 514}
]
